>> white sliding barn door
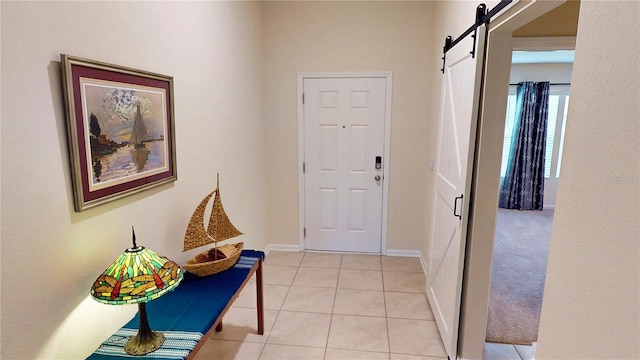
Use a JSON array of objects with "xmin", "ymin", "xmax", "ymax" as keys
[
  {"xmin": 427, "ymin": 27, "xmax": 487, "ymax": 359},
  {"xmin": 303, "ymin": 77, "xmax": 387, "ymax": 253}
]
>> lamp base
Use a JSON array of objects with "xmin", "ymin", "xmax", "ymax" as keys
[
  {"xmin": 124, "ymin": 302, "xmax": 165, "ymax": 356},
  {"xmin": 124, "ymin": 329, "xmax": 165, "ymax": 356}
]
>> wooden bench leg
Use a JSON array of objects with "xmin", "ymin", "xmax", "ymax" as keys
[
  {"xmin": 256, "ymin": 258, "xmax": 264, "ymax": 335},
  {"xmin": 215, "ymin": 322, "xmax": 223, "ymax": 332}
]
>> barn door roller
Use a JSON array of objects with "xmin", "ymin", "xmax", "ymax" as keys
[{"xmin": 440, "ymin": 0, "xmax": 513, "ymax": 73}]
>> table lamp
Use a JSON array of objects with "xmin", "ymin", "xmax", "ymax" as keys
[{"xmin": 90, "ymin": 227, "xmax": 184, "ymax": 355}]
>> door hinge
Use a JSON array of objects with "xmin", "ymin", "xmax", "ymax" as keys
[
  {"xmin": 303, "ymin": 162, "xmax": 305, "ymax": 173},
  {"xmin": 303, "ymin": 228, "xmax": 306, "ymax": 237},
  {"xmin": 302, "ymin": 93, "xmax": 305, "ymax": 104}
]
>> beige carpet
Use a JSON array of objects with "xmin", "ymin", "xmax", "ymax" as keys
[{"xmin": 485, "ymin": 208, "xmax": 554, "ymax": 345}]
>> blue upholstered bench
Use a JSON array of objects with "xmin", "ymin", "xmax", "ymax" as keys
[{"xmin": 87, "ymin": 250, "xmax": 265, "ymax": 360}]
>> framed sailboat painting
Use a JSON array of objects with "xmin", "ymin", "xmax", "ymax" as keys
[{"xmin": 61, "ymin": 55, "xmax": 177, "ymax": 211}]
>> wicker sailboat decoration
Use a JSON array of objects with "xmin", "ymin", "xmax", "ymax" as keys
[{"xmin": 182, "ymin": 174, "xmax": 243, "ymax": 276}]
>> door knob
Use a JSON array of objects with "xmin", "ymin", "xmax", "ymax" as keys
[{"xmin": 375, "ymin": 175, "xmax": 381, "ymax": 181}]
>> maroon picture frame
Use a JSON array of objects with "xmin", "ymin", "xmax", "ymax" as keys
[{"xmin": 61, "ymin": 55, "xmax": 177, "ymax": 211}]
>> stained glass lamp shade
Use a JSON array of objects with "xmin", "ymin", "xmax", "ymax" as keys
[{"xmin": 90, "ymin": 229, "xmax": 183, "ymax": 355}]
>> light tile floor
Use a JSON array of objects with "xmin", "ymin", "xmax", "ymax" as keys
[
  {"xmin": 195, "ymin": 251, "xmax": 447, "ymax": 360},
  {"xmin": 484, "ymin": 342, "xmax": 537, "ymax": 360}
]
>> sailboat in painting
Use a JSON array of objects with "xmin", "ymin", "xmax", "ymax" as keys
[
  {"xmin": 182, "ymin": 174, "xmax": 243, "ymax": 276},
  {"xmin": 129, "ymin": 104, "xmax": 151, "ymax": 172},
  {"xmin": 129, "ymin": 104, "xmax": 149, "ymax": 149}
]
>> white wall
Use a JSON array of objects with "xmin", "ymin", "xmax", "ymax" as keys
[
  {"xmin": 536, "ymin": 1, "xmax": 640, "ymax": 358},
  {"xmin": 510, "ymin": 62, "xmax": 573, "ymax": 84},
  {"xmin": 262, "ymin": 1, "xmax": 435, "ymax": 252},
  {"xmin": 0, "ymin": 2, "xmax": 267, "ymax": 359}
]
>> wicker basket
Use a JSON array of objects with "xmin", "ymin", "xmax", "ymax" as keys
[{"xmin": 183, "ymin": 242, "xmax": 244, "ymax": 277}]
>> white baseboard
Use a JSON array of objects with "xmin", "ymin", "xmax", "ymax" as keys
[
  {"xmin": 264, "ymin": 244, "xmax": 300, "ymax": 256},
  {"xmin": 543, "ymin": 204, "xmax": 555, "ymax": 210},
  {"xmin": 385, "ymin": 249, "xmax": 421, "ymax": 257},
  {"xmin": 386, "ymin": 249, "xmax": 428, "ymax": 276},
  {"xmin": 419, "ymin": 254, "xmax": 428, "ymax": 278}
]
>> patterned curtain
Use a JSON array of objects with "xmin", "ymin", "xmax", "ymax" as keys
[{"xmin": 499, "ymin": 81, "xmax": 550, "ymax": 210}]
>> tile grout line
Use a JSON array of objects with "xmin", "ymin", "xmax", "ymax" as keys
[
  {"xmin": 381, "ymin": 255, "xmax": 393, "ymax": 357},
  {"xmin": 322, "ymin": 253, "xmax": 342, "ymax": 359},
  {"xmin": 250, "ymin": 252, "xmax": 434, "ymax": 360},
  {"xmin": 258, "ymin": 252, "xmax": 302, "ymax": 359}
]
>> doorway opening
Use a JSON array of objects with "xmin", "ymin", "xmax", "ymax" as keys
[
  {"xmin": 453, "ymin": 0, "xmax": 582, "ymax": 359},
  {"xmin": 484, "ymin": 10, "xmax": 578, "ymax": 360}
]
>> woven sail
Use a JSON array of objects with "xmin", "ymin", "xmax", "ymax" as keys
[
  {"xmin": 183, "ymin": 174, "xmax": 243, "ymax": 252},
  {"xmin": 182, "ymin": 191, "xmax": 215, "ymax": 251},
  {"xmin": 207, "ymin": 180, "xmax": 243, "ymax": 242}
]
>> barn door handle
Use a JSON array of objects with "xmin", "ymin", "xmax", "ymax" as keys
[{"xmin": 453, "ymin": 194, "xmax": 463, "ymax": 220}]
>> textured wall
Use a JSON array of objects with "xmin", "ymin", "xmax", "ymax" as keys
[
  {"xmin": 1, "ymin": 2, "xmax": 267, "ymax": 358},
  {"xmin": 536, "ymin": 1, "xmax": 640, "ymax": 358}
]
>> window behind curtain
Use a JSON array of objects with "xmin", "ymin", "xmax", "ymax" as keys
[{"xmin": 500, "ymin": 84, "xmax": 570, "ymax": 179}]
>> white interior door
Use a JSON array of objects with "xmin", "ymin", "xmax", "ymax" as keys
[
  {"xmin": 427, "ymin": 27, "xmax": 486, "ymax": 359},
  {"xmin": 303, "ymin": 77, "xmax": 386, "ymax": 253}
]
